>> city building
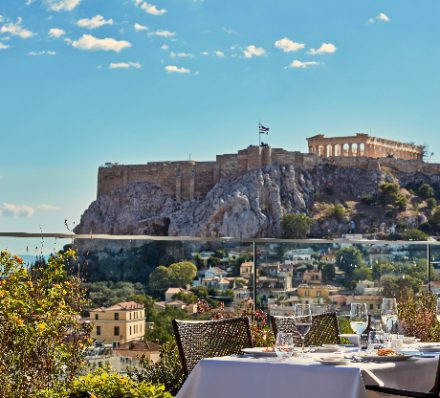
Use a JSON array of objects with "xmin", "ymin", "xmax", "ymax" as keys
[{"xmin": 89, "ymin": 301, "xmax": 145, "ymax": 346}]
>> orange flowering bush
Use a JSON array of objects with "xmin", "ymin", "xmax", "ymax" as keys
[{"xmin": 0, "ymin": 250, "xmax": 92, "ymax": 398}]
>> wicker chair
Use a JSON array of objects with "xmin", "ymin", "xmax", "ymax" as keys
[
  {"xmin": 172, "ymin": 317, "xmax": 252, "ymax": 375},
  {"xmin": 365, "ymin": 355, "xmax": 440, "ymax": 397},
  {"xmin": 270, "ymin": 312, "xmax": 341, "ymax": 346}
]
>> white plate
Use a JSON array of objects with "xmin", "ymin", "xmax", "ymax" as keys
[
  {"xmin": 357, "ymin": 354, "xmax": 413, "ymax": 362},
  {"xmin": 316, "ymin": 357, "xmax": 349, "ymax": 366},
  {"xmin": 241, "ymin": 347, "xmax": 277, "ymax": 357},
  {"xmin": 313, "ymin": 346, "xmax": 343, "ymax": 353}
]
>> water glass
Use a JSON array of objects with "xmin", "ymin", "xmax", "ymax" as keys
[
  {"xmin": 292, "ymin": 304, "xmax": 312, "ymax": 355},
  {"xmin": 381, "ymin": 298, "xmax": 398, "ymax": 334},
  {"xmin": 350, "ymin": 303, "xmax": 368, "ymax": 351},
  {"xmin": 367, "ymin": 331, "xmax": 386, "ymax": 353},
  {"xmin": 275, "ymin": 332, "xmax": 295, "ymax": 359}
]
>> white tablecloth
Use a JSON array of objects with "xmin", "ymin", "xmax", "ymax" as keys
[{"xmin": 177, "ymin": 353, "xmax": 438, "ymax": 398}]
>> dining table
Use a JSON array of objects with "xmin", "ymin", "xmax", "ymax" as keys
[{"xmin": 176, "ymin": 349, "xmax": 438, "ymax": 398}]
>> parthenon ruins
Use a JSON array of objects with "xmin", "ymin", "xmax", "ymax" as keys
[{"xmin": 307, "ymin": 133, "xmax": 424, "ymax": 160}]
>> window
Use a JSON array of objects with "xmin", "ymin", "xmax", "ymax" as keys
[
  {"xmin": 129, "ymin": 326, "xmax": 132, "ymax": 335},
  {"xmin": 370, "ymin": 304, "xmax": 374, "ymax": 310},
  {"xmin": 95, "ymin": 314, "xmax": 99, "ymax": 320},
  {"xmin": 114, "ymin": 326, "xmax": 120, "ymax": 336},
  {"xmin": 129, "ymin": 313, "xmax": 132, "ymax": 320},
  {"xmin": 114, "ymin": 313, "xmax": 119, "ymax": 320},
  {"xmin": 96, "ymin": 326, "xmax": 101, "ymax": 335}
]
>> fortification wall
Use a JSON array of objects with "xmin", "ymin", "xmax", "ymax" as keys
[{"xmin": 97, "ymin": 146, "xmax": 440, "ymax": 201}]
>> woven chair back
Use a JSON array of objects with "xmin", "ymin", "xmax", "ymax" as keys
[
  {"xmin": 172, "ymin": 317, "xmax": 252, "ymax": 375},
  {"xmin": 270, "ymin": 312, "xmax": 341, "ymax": 346}
]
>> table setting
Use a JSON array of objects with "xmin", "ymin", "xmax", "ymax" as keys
[{"xmin": 176, "ymin": 299, "xmax": 440, "ymax": 398}]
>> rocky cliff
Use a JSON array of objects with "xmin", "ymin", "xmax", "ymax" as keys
[{"xmin": 75, "ymin": 163, "xmax": 440, "ymax": 239}]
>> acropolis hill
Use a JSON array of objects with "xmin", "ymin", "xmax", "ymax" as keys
[{"xmin": 98, "ymin": 133, "xmax": 433, "ymax": 202}]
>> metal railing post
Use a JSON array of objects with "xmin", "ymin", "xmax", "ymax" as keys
[
  {"xmin": 252, "ymin": 241, "xmax": 257, "ymax": 314},
  {"xmin": 427, "ymin": 243, "xmax": 432, "ymax": 293}
]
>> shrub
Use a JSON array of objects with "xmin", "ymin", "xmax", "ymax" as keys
[
  {"xmin": 0, "ymin": 250, "xmax": 92, "ymax": 397},
  {"xmin": 401, "ymin": 228, "xmax": 429, "ymax": 241},
  {"xmin": 378, "ymin": 182, "xmax": 400, "ymax": 205},
  {"xmin": 281, "ymin": 213, "xmax": 314, "ymax": 239},
  {"xmin": 395, "ymin": 193, "xmax": 407, "ymax": 210},
  {"xmin": 130, "ymin": 341, "xmax": 185, "ymax": 397},
  {"xmin": 417, "ymin": 183, "xmax": 434, "ymax": 199},
  {"xmin": 360, "ymin": 194, "xmax": 375, "ymax": 205},
  {"xmin": 398, "ymin": 291, "xmax": 440, "ymax": 342},
  {"xmin": 329, "ymin": 204, "xmax": 346, "ymax": 221},
  {"xmin": 426, "ymin": 198, "xmax": 437, "ymax": 210}
]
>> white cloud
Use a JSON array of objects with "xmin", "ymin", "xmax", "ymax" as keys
[
  {"xmin": 200, "ymin": 51, "xmax": 209, "ymax": 56},
  {"xmin": 287, "ymin": 60, "xmax": 320, "ymax": 69},
  {"xmin": 72, "ymin": 34, "xmax": 131, "ymax": 52},
  {"xmin": 148, "ymin": 29, "xmax": 175, "ymax": 38},
  {"xmin": 48, "ymin": 27, "xmax": 65, "ymax": 38},
  {"xmin": 214, "ymin": 50, "xmax": 224, "ymax": 58},
  {"xmin": 0, "ymin": 203, "xmax": 34, "ymax": 218},
  {"xmin": 165, "ymin": 65, "xmax": 190, "ymax": 74},
  {"xmin": 134, "ymin": 23, "xmax": 148, "ymax": 31},
  {"xmin": 368, "ymin": 12, "xmax": 391, "ymax": 24},
  {"xmin": 170, "ymin": 51, "xmax": 193, "ymax": 58},
  {"xmin": 0, "ymin": 18, "xmax": 34, "ymax": 39},
  {"xmin": 274, "ymin": 37, "xmax": 305, "ymax": 52},
  {"xmin": 45, "ymin": 0, "xmax": 81, "ymax": 12},
  {"xmin": 0, "ymin": 42, "xmax": 9, "ymax": 50},
  {"xmin": 28, "ymin": 50, "xmax": 56, "ymax": 56},
  {"xmin": 38, "ymin": 204, "xmax": 60, "ymax": 210},
  {"xmin": 133, "ymin": 0, "xmax": 166, "ymax": 16},
  {"xmin": 77, "ymin": 15, "xmax": 113, "ymax": 29},
  {"xmin": 109, "ymin": 61, "xmax": 141, "ymax": 69},
  {"xmin": 222, "ymin": 26, "xmax": 235, "ymax": 34},
  {"xmin": 243, "ymin": 45, "xmax": 266, "ymax": 58},
  {"xmin": 308, "ymin": 42, "xmax": 337, "ymax": 55},
  {"xmin": 26, "ymin": 0, "xmax": 34, "ymax": 5},
  {"xmin": 161, "ymin": 43, "xmax": 169, "ymax": 50}
]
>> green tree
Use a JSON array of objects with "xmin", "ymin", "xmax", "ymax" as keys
[
  {"xmin": 401, "ymin": 228, "xmax": 429, "ymax": 241},
  {"xmin": 148, "ymin": 265, "xmax": 171, "ymax": 293},
  {"xmin": 426, "ymin": 198, "xmax": 437, "ymax": 210},
  {"xmin": 321, "ymin": 263, "xmax": 335, "ymax": 283},
  {"xmin": 335, "ymin": 247, "xmax": 364, "ymax": 279},
  {"xmin": 281, "ymin": 213, "xmax": 314, "ymax": 239},
  {"xmin": 168, "ymin": 261, "xmax": 197, "ymax": 287},
  {"xmin": 352, "ymin": 265, "xmax": 373, "ymax": 281},
  {"xmin": 380, "ymin": 274, "xmax": 423, "ymax": 300},
  {"xmin": 83, "ymin": 281, "xmax": 145, "ymax": 308},
  {"xmin": 0, "ymin": 250, "xmax": 92, "ymax": 397}
]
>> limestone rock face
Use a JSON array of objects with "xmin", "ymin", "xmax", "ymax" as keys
[{"xmin": 75, "ymin": 163, "xmax": 436, "ymax": 239}]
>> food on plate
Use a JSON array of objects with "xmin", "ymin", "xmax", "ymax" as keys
[
  {"xmin": 377, "ymin": 348, "xmax": 398, "ymax": 356},
  {"xmin": 262, "ymin": 347, "xmax": 275, "ymax": 352}
]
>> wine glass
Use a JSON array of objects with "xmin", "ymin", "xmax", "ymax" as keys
[
  {"xmin": 350, "ymin": 303, "xmax": 368, "ymax": 351},
  {"xmin": 275, "ymin": 332, "xmax": 295, "ymax": 359},
  {"xmin": 436, "ymin": 297, "xmax": 440, "ymax": 323},
  {"xmin": 367, "ymin": 331, "xmax": 386, "ymax": 353},
  {"xmin": 381, "ymin": 298, "xmax": 398, "ymax": 336},
  {"xmin": 292, "ymin": 304, "xmax": 313, "ymax": 355}
]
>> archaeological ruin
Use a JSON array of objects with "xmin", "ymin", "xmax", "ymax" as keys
[{"xmin": 97, "ymin": 134, "xmax": 434, "ymax": 202}]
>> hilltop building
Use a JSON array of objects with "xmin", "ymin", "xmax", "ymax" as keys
[{"xmin": 97, "ymin": 134, "xmax": 431, "ymax": 202}]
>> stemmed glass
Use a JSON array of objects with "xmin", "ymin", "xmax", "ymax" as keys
[
  {"xmin": 275, "ymin": 332, "xmax": 295, "ymax": 359},
  {"xmin": 292, "ymin": 304, "xmax": 312, "ymax": 356},
  {"xmin": 350, "ymin": 303, "xmax": 368, "ymax": 352},
  {"xmin": 381, "ymin": 298, "xmax": 398, "ymax": 338}
]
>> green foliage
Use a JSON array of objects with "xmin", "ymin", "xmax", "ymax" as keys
[
  {"xmin": 378, "ymin": 182, "xmax": 400, "ymax": 205},
  {"xmin": 401, "ymin": 228, "xmax": 429, "ymax": 241},
  {"xmin": 148, "ymin": 262, "xmax": 197, "ymax": 295},
  {"xmin": 352, "ymin": 265, "xmax": 373, "ymax": 281},
  {"xmin": 417, "ymin": 183, "xmax": 434, "ymax": 199},
  {"xmin": 131, "ymin": 341, "xmax": 185, "ymax": 397},
  {"xmin": 321, "ymin": 263, "xmax": 335, "ymax": 283},
  {"xmin": 329, "ymin": 204, "xmax": 346, "ymax": 221},
  {"xmin": 145, "ymin": 307, "xmax": 191, "ymax": 344},
  {"xmin": 395, "ymin": 193, "xmax": 407, "ymax": 210},
  {"xmin": 398, "ymin": 291, "xmax": 440, "ymax": 342},
  {"xmin": 83, "ymin": 281, "xmax": 145, "ymax": 308},
  {"xmin": 172, "ymin": 291, "xmax": 197, "ymax": 304},
  {"xmin": 426, "ymin": 197, "xmax": 437, "ymax": 210},
  {"xmin": 281, "ymin": 213, "xmax": 314, "ymax": 239},
  {"xmin": 0, "ymin": 250, "xmax": 92, "ymax": 398},
  {"xmin": 360, "ymin": 194, "xmax": 376, "ymax": 205},
  {"xmin": 335, "ymin": 247, "xmax": 364, "ymax": 280},
  {"xmin": 380, "ymin": 274, "xmax": 423, "ymax": 300},
  {"xmin": 36, "ymin": 368, "xmax": 173, "ymax": 398}
]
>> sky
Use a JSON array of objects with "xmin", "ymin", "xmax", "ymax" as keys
[{"xmin": 1, "ymin": 0, "xmax": 440, "ymax": 251}]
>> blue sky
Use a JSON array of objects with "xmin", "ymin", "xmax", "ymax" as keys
[{"xmin": 1, "ymin": 0, "xmax": 440, "ymax": 249}]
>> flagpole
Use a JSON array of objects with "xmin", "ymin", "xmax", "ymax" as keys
[{"xmin": 258, "ymin": 121, "xmax": 261, "ymax": 146}]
